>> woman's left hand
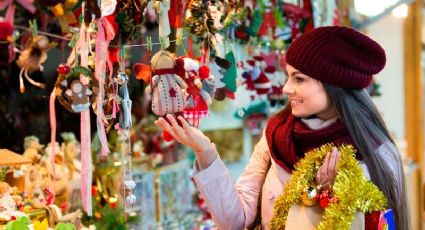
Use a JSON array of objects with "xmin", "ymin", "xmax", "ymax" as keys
[{"xmin": 316, "ymin": 147, "xmax": 341, "ymax": 189}]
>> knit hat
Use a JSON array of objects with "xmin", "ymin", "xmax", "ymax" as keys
[{"xmin": 285, "ymin": 26, "xmax": 386, "ymax": 89}]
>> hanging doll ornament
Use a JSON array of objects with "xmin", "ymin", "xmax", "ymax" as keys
[
  {"xmin": 55, "ymin": 66, "xmax": 94, "ymax": 113},
  {"xmin": 176, "ymin": 57, "xmax": 213, "ymax": 128},
  {"xmin": 151, "ymin": 0, "xmax": 171, "ymax": 48},
  {"xmin": 16, "ymin": 35, "xmax": 53, "ymax": 93},
  {"xmin": 146, "ymin": 50, "xmax": 188, "ymax": 141},
  {"xmin": 208, "ymin": 56, "xmax": 230, "ymax": 101},
  {"xmin": 266, "ymin": 66, "xmax": 286, "ymax": 108},
  {"xmin": 116, "ymin": 72, "xmax": 132, "ymax": 129}
]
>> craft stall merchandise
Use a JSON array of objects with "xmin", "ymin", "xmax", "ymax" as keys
[{"xmin": 0, "ymin": 0, "xmax": 379, "ymax": 229}]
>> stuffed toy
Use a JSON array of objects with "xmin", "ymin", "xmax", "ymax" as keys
[
  {"xmin": 242, "ymin": 58, "xmax": 271, "ymax": 97},
  {"xmin": 146, "ymin": 50, "xmax": 187, "ymax": 141},
  {"xmin": 266, "ymin": 66, "xmax": 286, "ymax": 108},
  {"xmin": 16, "ymin": 35, "xmax": 53, "ymax": 93},
  {"xmin": 176, "ymin": 57, "xmax": 213, "ymax": 128}
]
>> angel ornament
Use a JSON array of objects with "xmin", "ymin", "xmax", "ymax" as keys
[{"xmin": 16, "ymin": 35, "xmax": 52, "ymax": 93}]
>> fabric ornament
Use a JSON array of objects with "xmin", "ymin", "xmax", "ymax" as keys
[
  {"xmin": 147, "ymin": 50, "xmax": 187, "ymax": 141},
  {"xmin": 168, "ymin": 0, "xmax": 184, "ymax": 28},
  {"xmin": 152, "ymin": 0, "xmax": 171, "ymax": 48},
  {"xmin": 265, "ymin": 66, "xmax": 286, "ymax": 108},
  {"xmin": 208, "ymin": 56, "xmax": 229, "ymax": 101},
  {"xmin": 257, "ymin": 0, "xmax": 276, "ymax": 37},
  {"xmin": 222, "ymin": 51, "xmax": 237, "ymax": 99},
  {"xmin": 16, "ymin": 35, "xmax": 53, "ymax": 93},
  {"xmin": 282, "ymin": 2, "xmax": 312, "ymax": 40},
  {"xmin": 176, "ymin": 57, "xmax": 214, "ymax": 128}
]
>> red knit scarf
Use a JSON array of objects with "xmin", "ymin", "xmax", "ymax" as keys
[{"xmin": 265, "ymin": 109, "xmax": 358, "ymax": 173}]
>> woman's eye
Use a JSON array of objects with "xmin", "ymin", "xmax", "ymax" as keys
[{"xmin": 295, "ymin": 76, "xmax": 304, "ymax": 82}]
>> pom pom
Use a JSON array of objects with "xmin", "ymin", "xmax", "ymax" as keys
[
  {"xmin": 183, "ymin": 57, "xmax": 199, "ymax": 71},
  {"xmin": 198, "ymin": 65, "xmax": 210, "ymax": 79}
]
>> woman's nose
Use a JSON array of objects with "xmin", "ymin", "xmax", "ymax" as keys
[{"xmin": 282, "ymin": 83, "xmax": 295, "ymax": 94}]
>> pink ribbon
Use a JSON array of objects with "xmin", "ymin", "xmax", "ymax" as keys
[
  {"xmin": 79, "ymin": 24, "xmax": 92, "ymax": 216},
  {"xmin": 0, "ymin": 0, "xmax": 36, "ymax": 24},
  {"xmin": 95, "ymin": 19, "xmax": 110, "ymax": 157},
  {"xmin": 49, "ymin": 90, "xmax": 57, "ymax": 203}
]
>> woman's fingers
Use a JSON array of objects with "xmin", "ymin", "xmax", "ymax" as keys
[
  {"xmin": 327, "ymin": 147, "xmax": 339, "ymax": 179},
  {"xmin": 154, "ymin": 117, "xmax": 177, "ymax": 138},
  {"xmin": 166, "ymin": 114, "xmax": 187, "ymax": 139},
  {"xmin": 318, "ymin": 152, "xmax": 330, "ymax": 186}
]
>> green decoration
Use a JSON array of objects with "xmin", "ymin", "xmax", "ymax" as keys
[
  {"xmin": 234, "ymin": 101, "xmax": 268, "ymax": 119},
  {"xmin": 223, "ymin": 51, "xmax": 237, "ymax": 92},
  {"xmin": 273, "ymin": 8, "xmax": 285, "ymax": 29},
  {"xmin": 246, "ymin": 10, "xmax": 263, "ymax": 36},
  {"xmin": 55, "ymin": 223, "xmax": 77, "ymax": 230},
  {"xmin": 6, "ymin": 216, "xmax": 31, "ymax": 230}
]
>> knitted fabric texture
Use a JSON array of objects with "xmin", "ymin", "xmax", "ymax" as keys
[{"xmin": 285, "ymin": 26, "xmax": 386, "ymax": 89}]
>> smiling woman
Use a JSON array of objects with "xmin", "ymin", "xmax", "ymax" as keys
[{"xmin": 155, "ymin": 26, "xmax": 408, "ymax": 230}]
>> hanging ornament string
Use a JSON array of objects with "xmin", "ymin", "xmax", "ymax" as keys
[{"xmin": 95, "ymin": 18, "xmax": 111, "ymax": 158}]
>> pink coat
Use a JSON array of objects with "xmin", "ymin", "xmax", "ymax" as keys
[{"xmin": 193, "ymin": 119, "xmax": 402, "ymax": 230}]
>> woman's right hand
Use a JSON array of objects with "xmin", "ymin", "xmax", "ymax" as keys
[{"xmin": 154, "ymin": 114, "xmax": 218, "ymax": 169}]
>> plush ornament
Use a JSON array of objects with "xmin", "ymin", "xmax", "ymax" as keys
[
  {"xmin": 176, "ymin": 57, "xmax": 210, "ymax": 128},
  {"xmin": 147, "ymin": 50, "xmax": 187, "ymax": 141},
  {"xmin": 258, "ymin": 0, "xmax": 276, "ymax": 37},
  {"xmin": 266, "ymin": 66, "xmax": 286, "ymax": 108},
  {"xmin": 16, "ymin": 35, "xmax": 53, "ymax": 93},
  {"xmin": 208, "ymin": 56, "xmax": 230, "ymax": 101},
  {"xmin": 222, "ymin": 51, "xmax": 237, "ymax": 99},
  {"xmin": 282, "ymin": 2, "xmax": 312, "ymax": 41}
]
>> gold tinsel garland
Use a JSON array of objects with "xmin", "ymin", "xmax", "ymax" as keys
[{"xmin": 270, "ymin": 144, "xmax": 388, "ymax": 230}]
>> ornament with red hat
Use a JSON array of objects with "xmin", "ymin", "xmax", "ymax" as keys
[
  {"xmin": 175, "ymin": 57, "xmax": 212, "ymax": 128},
  {"xmin": 242, "ymin": 57, "xmax": 272, "ymax": 97},
  {"xmin": 265, "ymin": 65, "xmax": 286, "ymax": 108}
]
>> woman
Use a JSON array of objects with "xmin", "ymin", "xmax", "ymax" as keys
[{"xmin": 155, "ymin": 26, "xmax": 409, "ymax": 230}]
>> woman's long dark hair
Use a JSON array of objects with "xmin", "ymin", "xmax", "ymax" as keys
[{"xmin": 322, "ymin": 84, "xmax": 409, "ymax": 230}]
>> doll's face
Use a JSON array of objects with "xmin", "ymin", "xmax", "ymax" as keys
[{"xmin": 283, "ymin": 65, "xmax": 337, "ymax": 120}]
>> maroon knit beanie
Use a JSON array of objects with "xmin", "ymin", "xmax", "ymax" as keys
[{"xmin": 285, "ymin": 26, "xmax": 386, "ymax": 89}]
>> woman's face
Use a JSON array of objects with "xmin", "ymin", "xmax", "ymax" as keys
[{"xmin": 283, "ymin": 64, "xmax": 337, "ymax": 120}]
